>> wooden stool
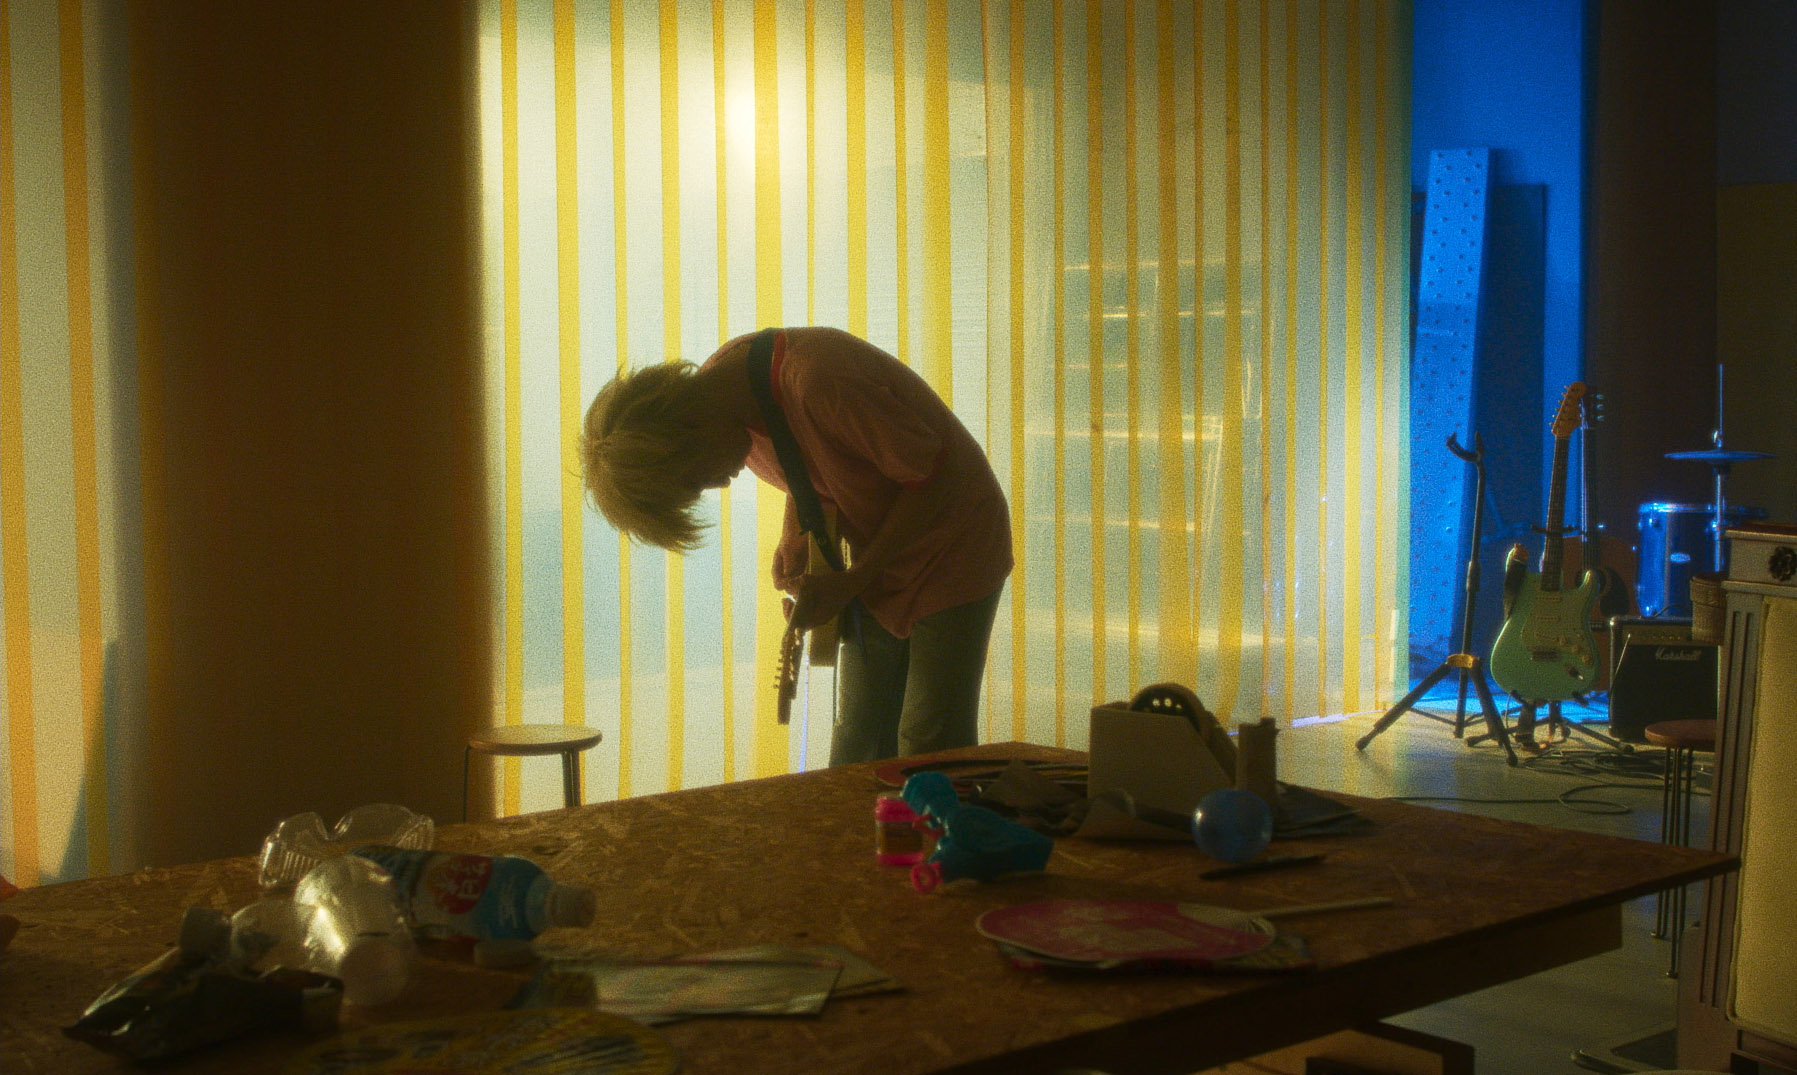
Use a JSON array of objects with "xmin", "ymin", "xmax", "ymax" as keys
[
  {"xmin": 1644, "ymin": 718, "xmax": 1716, "ymax": 978},
  {"xmin": 463, "ymin": 724, "xmax": 603, "ymax": 820}
]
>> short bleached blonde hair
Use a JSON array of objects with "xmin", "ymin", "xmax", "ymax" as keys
[{"xmin": 580, "ymin": 361, "xmax": 712, "ymax": 552}]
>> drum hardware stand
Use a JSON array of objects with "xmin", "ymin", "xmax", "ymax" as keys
[
  {"xmin": 1663, "ymin": 365, "xmax": 1774, "ymax": 580},
  {"xmin": 1358, "ymin": 434, "xmax": 1517, "ymax": 766}
]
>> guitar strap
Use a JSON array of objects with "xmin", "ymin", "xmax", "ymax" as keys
[
  {"xmin": 744, "ymin": 328, "xmax": 846, "ymax": 574},
  {"xmin": 745, "ymin": 327, "xmax": 861, "ymax": 709}
]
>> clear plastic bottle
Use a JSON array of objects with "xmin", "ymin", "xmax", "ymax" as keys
[
  {"xmin": 180, "ymin": 857, "xmax": 415, "ymax": 1007},
  {"xmin": 351, "ymin": 846, "xmax": 596, "ymax": 942},
  {"xmin": 257, "ymin": 803, "xmax": 434, "ymax": 891}
]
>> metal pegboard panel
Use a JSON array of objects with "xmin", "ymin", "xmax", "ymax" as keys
[{"xmin": 1408, "ymin": 148, "xmax": 1491, "ymax": 675}]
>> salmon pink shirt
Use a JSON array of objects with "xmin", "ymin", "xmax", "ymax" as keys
[{"xmin": 703, "ymin": 327, "xmax": 1012, "ymax": 638}]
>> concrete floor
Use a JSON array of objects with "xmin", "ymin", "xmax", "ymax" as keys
[{"xmin": 1279, "ymin": 690, "xmax": 1706, "ymax": 1075}]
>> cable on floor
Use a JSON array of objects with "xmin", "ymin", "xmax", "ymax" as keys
[
  {"xmin": 1384, "ymin": 785, "xmax": 1650, "ymax": 815},
  {"xmin": 1384, "ymin": 741, "xmax": 1708, "ymax": 816}
]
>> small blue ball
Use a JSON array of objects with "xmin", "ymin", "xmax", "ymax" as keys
[{"xmin": 1191, "ymin": 788, "xmax": 1274, "ymax": 863}]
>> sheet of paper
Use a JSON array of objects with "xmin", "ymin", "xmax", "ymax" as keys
[
  {"xmin": 509, "ymin": 958, "xmax": 842, "ymax": 1024},
  {"xmin": 695, "ymin": 944, "xmax": 900, "ymax": 997}
]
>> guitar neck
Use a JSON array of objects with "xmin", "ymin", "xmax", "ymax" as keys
[
  {"xmin": 1539, "ymin": 435, "xmax": 1570, "ymax": 591},
  {"xmin": 1580, "ymin": 416, "xmax": 1596, "ymax": 571}
]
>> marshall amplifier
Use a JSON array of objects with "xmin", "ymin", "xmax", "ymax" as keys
[{"xmin": 1607, "ymin": 616, "xmax": 1718, "ymax": 742}]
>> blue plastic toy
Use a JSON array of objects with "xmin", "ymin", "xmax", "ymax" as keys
[
  {"xmin": 1190, "ymin": 787, "xmax": 1274, "ymax": 863},
  {"xmin": 900, "ymin": 772, "xmax": 1053, "ymax": 892}
]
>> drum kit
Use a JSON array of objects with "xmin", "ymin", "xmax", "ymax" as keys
[{"xmin": 1638, "ymin": 365, "xmax": 1775, "ymax": 617}]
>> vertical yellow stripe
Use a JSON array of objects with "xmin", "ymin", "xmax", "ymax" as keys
[
  {"xmin": 1085, "ymin": 0, "xmax": 1104, "ymax": 707},
  {"xmin": 752, "ymin": 0, "xmax": 788, "ymax": 777},
  {"xmin": 1051, "ymin": 1, "xmax": 1066, "ymax": 746},
  {"xmin": 1258, "ymin": 0, "xmax": 1275, "ymax": 718},
  {"xmin": 1154, "ymin": 0, "xmax": 1190, "ymax": 681},
  {"xmin": 845, "ymin": 0, "xmax": 867, "ymax": 338},
  {"xmin": 610, "ymin": 0, "xmax": 634, "ymax": 798},
  {"xmin": 1314, "ymin": 0, "xmax": 1330, "ymax": 722},
  {"xmin": 923, "ymin": 0, "xmax": 950, "ymax": 398},
  {"xmin": 556, "ymin": 0, "xmax": 588, "ymax": 750},
  {"xmin": 1007, "ymin": 2, "xmax": 1028, "ymax": 742},
  {"xmin": 713, "ymin": 0, "xmax": 735, "ymax": 783},
  {"xmin": 891, "ymin": 0, "xmax": 909, "ymax": 364},
  {"xmin": 501, "ymin": 0, "xmax": 524, "ymax": 814},
  {"xmin": 1215, "ymin": 0, "xmax": 1244, "ymax": 718},
  {"xmin": 753, "ymin": 0, "xmax": 782, "ymax": 333},
  {"xmin": 1340, "ymin": 0, "xmax": 1363, "ymax": 714},
  {"xmin": 1122, "ymin": 0, "xmax": 1141, "ymax": 692},
  {"xmin": 0, "ymin": 0, "xmax": 41, "ymax": 886},
  {"xmin": 658, "ymin": 0, "xmax": 685, "ymax": 790},
  {"xmin": 805, "ymin": 0, "xmax": 818, "ymax": 327},
  {"xmin": 1371, "ymin": 0, "xmax": 1397, "ymax": 706},
  {"xmin": 1188, "ymin": 0, "xmax": 1205, "ymax": 688},
  {"xmin": 1283, "ymin": 0, "xmax": 1299, "ymax": 721},
  {"xmin": 58, "ymin": 0, "xmax": 106, "ymax": 872}
]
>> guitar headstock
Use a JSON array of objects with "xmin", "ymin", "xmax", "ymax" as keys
[{"xmin": 1552, "ymin": 382, "xmax": 1587, "ymax": 439}]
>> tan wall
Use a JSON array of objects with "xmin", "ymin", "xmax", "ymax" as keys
[
  {"xmin": 1717, "ymin": 183, "xmax": 1797, "ymax": 526},
  {"xmin": 129, "ymin": 2, "xmax": 492, "ymax": 866}
]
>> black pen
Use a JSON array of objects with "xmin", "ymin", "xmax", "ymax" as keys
[{"xmin": 1200, "ymin": 852, "xmax": 1325, "ymax": 880}]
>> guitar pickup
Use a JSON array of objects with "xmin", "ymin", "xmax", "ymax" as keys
[{"xmin": 1529, "ymin": 649, "xmax": 1560, "ymax": 661}]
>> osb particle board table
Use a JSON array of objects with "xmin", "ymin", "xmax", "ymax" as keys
[{"xmin": 1, "ymin": 743, "xmax": 1736, "ymax": 1074}]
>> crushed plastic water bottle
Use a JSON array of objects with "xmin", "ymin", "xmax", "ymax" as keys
[
  {"xmin": 290, "ymin": 856, "xmax": 415, "ymax": 1005},
  {"xmin": 186, "ymin": 857, "xmax": 416, "ymax": 1007},
  {"xmin": 351, "ymin": 846, "xmax": 596, "ymax": 942},
  {"xmin": 258, "ymin": 804, "xmax": 433, "ymax": 891}
]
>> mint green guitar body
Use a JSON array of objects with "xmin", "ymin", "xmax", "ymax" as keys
[{"xmin": 1489, "ymin": 564, "xmax": 1603, "ymax": 702}]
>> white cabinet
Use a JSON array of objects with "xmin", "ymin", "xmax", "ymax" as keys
[{"xmin": 1681, "ymin": 523, "xmax": 1797, "ymax": 1073}]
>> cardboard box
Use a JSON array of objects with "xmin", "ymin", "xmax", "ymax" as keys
[{"xmin": 1087, "ymin": 685, "xmax": 1235, "ymax": 818}]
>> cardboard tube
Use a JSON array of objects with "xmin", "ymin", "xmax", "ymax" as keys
[{"xmin": 1236, "ymin": 718, "xmax": 1281, "ymax": 815}]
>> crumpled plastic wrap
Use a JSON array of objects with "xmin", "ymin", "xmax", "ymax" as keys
[{"xmin": 258, "ymin": 803, "xmax": 433, "ymax": 891}]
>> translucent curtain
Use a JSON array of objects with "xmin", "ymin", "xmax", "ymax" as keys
[
  {"xmin": 1, "ymin": 0, "xmax": 141, "ymax": 887},
  {"xmin": 479, "ymin": 0, "xmax": 1409, "ymax": 810}
]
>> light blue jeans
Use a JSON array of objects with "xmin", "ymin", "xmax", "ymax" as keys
[{"xmin": 828, "ymin": 586, "xmax": 1004, "ymax": 765}]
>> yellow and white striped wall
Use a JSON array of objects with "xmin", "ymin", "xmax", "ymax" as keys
[
  {"xmin": 478, "ymin": 0, "xmax": 1411, "ymax": 814},
  {"xmin": 3, "ymin": 0, "xmax": 141, "ymax": 886}
]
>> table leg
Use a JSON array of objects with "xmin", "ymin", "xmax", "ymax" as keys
[{"xmin": 1668, "ymin": 746, "xmax": 1693, "ymax": 978}]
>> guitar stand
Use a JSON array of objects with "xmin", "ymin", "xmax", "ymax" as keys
[
  {"xmin": 1357, "ymin": 434, "xmax": 1518, "ymax": 767},
  {"xmin": 1468, "ymin": 695, "xmax": 1628, "ymax": 753},
  {"xmin": 1358, "ymin": 652, "xmax": 1518, "ymax": 766}
]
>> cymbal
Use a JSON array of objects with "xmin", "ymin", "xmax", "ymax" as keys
[{"xmin": 1666, "ymin": 449, "xmax": 1774, "ymax": 464}]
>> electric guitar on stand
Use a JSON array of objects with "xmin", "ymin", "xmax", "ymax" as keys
[{"xmin": 1490, "ymin": 383, "xmax": 1602, "ymax": 703}]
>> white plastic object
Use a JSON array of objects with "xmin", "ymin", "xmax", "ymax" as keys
[{"xmin": 258, "ymin": 803, "xmax": 434, "ymax": 891}]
